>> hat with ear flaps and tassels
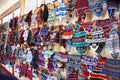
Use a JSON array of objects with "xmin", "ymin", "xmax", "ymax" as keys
[
  {"xmin": 72, "ymin": 22, "xmax": 89, "ymax": 54},
  {"xmin": 88, "ymin": 0, "xmax": 104, "ymax": 17}
]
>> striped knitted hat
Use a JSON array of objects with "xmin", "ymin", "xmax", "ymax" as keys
[
  {"xmin": 72, "ymin": 22, "xmax": 89, "ymax": 54},
  {"xmin": 90, "ymin": 57, "xmax": 107, "ymax": 80}
]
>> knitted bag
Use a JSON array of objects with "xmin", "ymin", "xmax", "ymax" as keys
[
  {"xmin": 31, "ymin": 11, "xmax": 37, "ymax": 26},
  {"xmin": 9, "ymin": 30, "xmax": 15, "ymax": 46},
  {"xmin": 19, "ymin": 63, "xmax": 28, "ymax": 77},
  {"xmin": 22, "ymin": 29, "xmax": 29, "ymax": 43},
  {"xmin": 14, "ymin": 30, "xmax": 19, "ymax": 45},
  {"xmin": 18, "ymin": 49, "xmax": 24, "ymax": 63},
  {"xmin": 66, "ymin": 40, "xmax": 72, "ymax": 52},
  {"xmin": 26, "ymin": 67, "xmax": 32, "ymax": 80},
  {"xmin": 26, "ymin": 30, "xmax": 31, "ymax": 45}
]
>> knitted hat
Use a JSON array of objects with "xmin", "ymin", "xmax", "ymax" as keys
[
  {"xmin": 86, "ymin": 26, "xmax": 105, "ymax": 44},
  {"xmin": 72, "ymin": 22, "xmax": 89, "ymax": 54},
  {"xmin": 53, "ymin": 52, "xmax": 68, "ymax": 63},
  {"xmin": 95, "ymin": 17, "xmax": 117, "ymax": 38},
  {"xmin": 67, "ymin": 68, "xmax": 79, "ymax": 80},
  {"xmin": 36, "ymin": 7, "xmax": 42, "ymax": 25},
  {"xmin": 55, "ymin": 2, "xmax": 67, "ymax": 23},
  {"xmin": 41, "ymin": 4, "xmax": 49, "ymax": 22},
  {"xmin": 40, "ymin": 25, "xmax": 49, "ymax": 41},
  {"xmin": 74, "ymin": 0, "xmax": 88, "ymax": 10},
  {"xmin": 47, "ymin": 58, "xmax": 54, "ymax": 72},
  {"xmin": 80, "ymin": 22, "xmax": 94, "ymax": 34},
  {"xmin": 47, "ymin": 2, "xmax": 55, "ymax": 26},
  {"xmin": 66, "ymin": 0, "xmax": 76, "ymax": 19},
  {"xmin": 67, "ymin": 54, "xmax": 81, "ymax": 69},
  {"xmin": 81, "ymin": 55, "xmax": 98, "ymax": 71},
  {"xmin": 102, "ymin": 59, "xmax": 120, "ymax": 78},
  {"xmin": 107, "ymin": 0, "xmax": 119, "ymax": 18},
  {"xmin": 90, "ymin": 57, "xmax": 107, "ymax": 80},
  {"xmin": 62, "ymin": 23, "xmax": 73, "ymax": 39},
  {"xmin": 105, "ymin": 23, "xmax": 119, "ymax": 59},
  {"xmin": 74, "ymin": 0, "xmax": 89, "ymax": 23},
  {"xmin": 88, "ymin": 0, "xmax": 104, "ymax": 17},
  {"xmin": 94, "ymin": 8, "xmax": 103, "ymax": 17},
  {"xmin": 25, "ymin": 10, "xmax": 33, "ymax": 26},
  {"xmin": 31, "ymin": 11, "xmax": 37, "ymax": 26}
]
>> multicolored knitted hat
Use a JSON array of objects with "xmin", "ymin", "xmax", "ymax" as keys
[
  {"xmin": 101, "ymin": 59, "xmax": 120, "ymax": 78},
  {"xmin": 72, "ymin": 22, "xmax": 89, "ymax": 54},
  {"xmin": 47, "ymin": 2, "xmax": 55, "ymax": 26},
  {"xmin": 86, "ymin": 26, "xmax": 106, "ymax": 44},
  {"xmin": 90, "ymin": 57, "xmax": 107, "ymax": 80},
  {"xmin": 75, "ymin": 0, "xmax": 89, "ymax": 23}
]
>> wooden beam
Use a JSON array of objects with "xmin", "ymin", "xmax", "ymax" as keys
[{"xmin": 0, "ymin": 0, "xmax": 21, "ymax": 20}]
